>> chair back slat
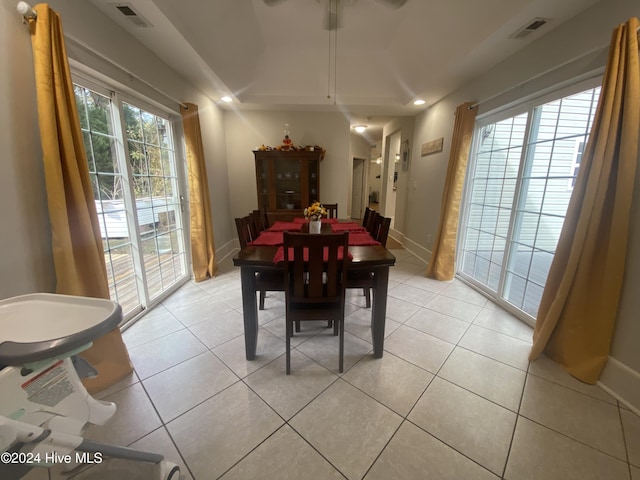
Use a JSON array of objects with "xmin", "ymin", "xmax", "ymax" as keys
[
  {"xmin": 251, "ymin": 210, "xmax": 265, "ymax": 235},
  {"xmin": 362, "ymin": 206, "xmax": 373, "ymax": 228},
  {"xmin": 308, "ymin": 243, "xmax": 325, "ymax": 297},
  {"xmin": 365, "ymin": 210, "xmax": 379, "ymax": 235},
  {"xmin": 283, "ymin": 232, "xmax": 349, "ymax": 304},
  {"xmin": 235, "ymin": 215, "xmax": 254, "ymax": 249},
  {"xmin": 323, "ymin": 203, "xmax": 338, "ymax": 219},
  {"xmin": 260, "ymin": 207, "xmax": 270, "ymax": 229},
  {"xmin": 292, "ymin": 246, "xmax": 306, "ymax": 298},
  {"xmin": 372, "ymin": 215, "xmax": 391, "ymax": 247}
]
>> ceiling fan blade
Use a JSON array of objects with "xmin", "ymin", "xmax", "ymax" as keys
[
  {"xmin": 374, "ymin": 0, "xmax": 407, "ymax": 9},
  {"xmin": 263, "ymin": 0, "xmax": 288, "ymax": 6},
  {"xmin": 322, "ymin": 0, "xmax": 343, "ymax": 31}
]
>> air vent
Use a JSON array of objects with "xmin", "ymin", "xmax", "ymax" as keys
[
  {"xmin": 111, "ymin": 3, "xmax": 153, "ymax": 28},
  {"xmin": 509, "ymin": 17, "xmax": 550, "ymax": 39}
]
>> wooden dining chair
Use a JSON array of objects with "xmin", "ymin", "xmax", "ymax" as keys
[
  {"xmin": 372, "ymin": 214, "xmax": 392, "ymax": 246},
  {"xmin": 235, "ymin": 215, "xmax": 254, "ymax": 249},
  {"xmin": 362, "ymin": 206, "xmax": 373, "ymax": 228},
  {"xmin": 251, "ymin": 210, "xmax": 266, "ymax": 235},
  {"xmin": 235, "ymin": 215, "xmax": 284, "ymax": 310},
  {"xmin": 347, "ymin": 214, "xmax": 391, "ymax": 308},
  {"xmin": 260, "ymin": 207, "xmax": 270, "ymax": 230},
  {"xmin": 365, "ymin": 209, "xmax": 379, "ymax": 234},
  {"xmin": 323, "ymin": 203, "xmax": 338, "ymax": 219},
  {"xmin": 283, "ymin": 231, "xmax": 350, "ymax": 374}
]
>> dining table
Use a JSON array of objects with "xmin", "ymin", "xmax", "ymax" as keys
[{"xmin": 232, "ymin": 219, "xmax": 396, "ymax": 361}]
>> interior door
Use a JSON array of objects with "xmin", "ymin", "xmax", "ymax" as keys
[{"xmin": 351, "ymin": 158, "xmax": 365, "ymax": 219}]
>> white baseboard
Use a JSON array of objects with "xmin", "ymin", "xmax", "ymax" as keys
[
  {"xmin": 388, "ymin": 229, "xmax": 431, "ymax": 264},
  {"xmin": 215, "ymin": 239, "xmax": 237, "ymax": 266},
  {"xmin": 401, "ymin": 236, "xmax": 431, "ymax": 264},
  {"xmin": 598, "ymin": 357, "xmax": 640, "ymax": 416},
  {"xmin": 388, "ymin": 228, "xmax": 405, "ymax": 245}
]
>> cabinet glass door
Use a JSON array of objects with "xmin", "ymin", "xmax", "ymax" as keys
[
  {"xmin": 255, "ymin": 158, "xmax": 269, "ymax": 210},
  {"xmin": 275, "ymin": 158, "xmax": 301, "ymax": 209},
  {"xmin": 308, "ymin": 159, "xmax": 319, "ymax": 203}
]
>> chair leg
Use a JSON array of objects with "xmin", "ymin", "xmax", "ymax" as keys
[
  {"xmin": 286, "ymin": 319, "xmax": 292, "ymax": 375},
  {"xmin": 338, "ymin": 317, "xmax": 344, "ymax": 373},
  {"xmin": 295, "ymin": 321, "xmax": 301, "ymax": 332},
  {"xmin": 259, "ymin": 290, "xmax": 267, "ymax": 310},
  {"xmin": 364, "ymin": 288, "xmax": 371, "ymax": 308}
]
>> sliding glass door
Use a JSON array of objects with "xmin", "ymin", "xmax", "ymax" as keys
[
  {"xmin": 458, "ymin": 81, "xmax": 601, "ymax": 321},
  {"xmin": 74, "ymin": 81, "xmax": 189, "ymax": 320}
]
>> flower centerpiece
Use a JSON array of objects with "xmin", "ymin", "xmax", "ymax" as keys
[
  {"xmin": 304, "ymin": 202, "xmax": 327, "ymax": 221},
  {"xmin": 304, "ymin": 202, "xmax": 326, "ymax": 233}
]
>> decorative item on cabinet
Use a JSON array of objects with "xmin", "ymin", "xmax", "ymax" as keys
[{"xmin": 254, "ymin": 149, "xmax": 323, "ymax": 223}]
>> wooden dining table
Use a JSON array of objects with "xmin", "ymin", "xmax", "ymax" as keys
[{"xmin": 232, "ymin": 220, "xmax": 396, "ymax": 361}]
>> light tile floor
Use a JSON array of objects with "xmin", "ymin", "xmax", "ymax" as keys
[{"xmin": 27, "ymin": 247, "xmax": 639, "ymax": 479}]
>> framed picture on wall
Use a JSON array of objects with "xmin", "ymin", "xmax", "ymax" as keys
[{"xmin": 401, "ymin": 139, "xmax": 410, "ymax": 171}]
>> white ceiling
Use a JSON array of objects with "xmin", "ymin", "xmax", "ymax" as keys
[{"xmin": 87, "ymin": 0, "xmax": 600, "ymax": 141}]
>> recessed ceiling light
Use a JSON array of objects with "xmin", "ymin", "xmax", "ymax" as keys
[
  {"xmin": 353, "ymin": 124, "xmax": 367, "ymax": 133},
  {"xmin": 413, "ymin": 99, "xmax": 426, "ymax": 106},
  {"xmin": 221, "ymin": 96, "xmax": 233, "ymax": 103}
]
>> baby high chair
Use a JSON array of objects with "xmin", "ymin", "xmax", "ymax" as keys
[{"xmin": 0, "ymin": 293, "xmax": 180, "ymax": 479}]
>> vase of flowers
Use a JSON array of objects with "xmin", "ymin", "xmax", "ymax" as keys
[{"xmin": 304, "ymin": 202, "xmax": 327, "ymax": 234}]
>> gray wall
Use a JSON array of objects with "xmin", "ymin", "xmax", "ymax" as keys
[
  {"xmin": 1, "ymin": 0, "xmax": 637, "ymax": 408},
  {"xmin": 223, "ymin": 110, "xmax": 351, "ymax": 221},
  {"xmin": 0, "ymin": 0, "xmax": 234, "ymax": 303},
  {"xmin": 0, "ymin": 0, "xmax": 55, "ymax": 297},
  {"xmin": 404, "ymin": 0, "xmax": 640, "ymax": 409}
]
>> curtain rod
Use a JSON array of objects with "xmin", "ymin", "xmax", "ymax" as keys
[
  {"xmin": 17, "ymin": 1, "xmax": 36, "ymax": 21},
  {"xmin": 467, "ymin": 44, "xmax": 607, "ymax": 110},
  {"xmin": 468, "ymin": 24, "xmax": 640, "ymax": 111},
  {"xmin": 65, "ymin": 35, "xmax": 189, "ymax": 110},
  {"xmin": 15, "ymin": 1, "xmax": 189, "ymax": 110}
]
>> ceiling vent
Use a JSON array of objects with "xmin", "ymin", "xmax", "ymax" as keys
[
  {"xmin": 509, "ymin": 18, "xmax": 550, "ymax": 39},
  {"xmin": 111, "ymin": 3, "xmax": 153, "ymax": 28}
]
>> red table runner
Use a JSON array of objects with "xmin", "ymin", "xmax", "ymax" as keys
[
  {"xmin": 266, "ymin": 221, "xmax": 303, "ymax": 232},
  {"xmin": 273, "ymin": 246, "xmax": 352, "ymax": 264},
  {"xmin": 347, "ymin": 232, "xmax": 381, "ymax": 246},
  {"xmin": 292, "ymin": 217, "xmax": 338, "ymax": 224},
  {"xmin": 249, "ymin": 230, "xmax": 379, "ymax": 247},
  {"xmin": 330, "ymin": 222, "xmax": 367, "ymax": 232},
  {"xmin": 248, "ymin": 231, "xmax": 284, "ymax": 246}
]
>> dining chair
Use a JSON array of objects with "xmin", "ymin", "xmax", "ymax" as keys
[
  {"xmin": 347, "ymin": 214, "xmax": 391, "ymax": 308},
  {"xmin": 235, "ymin": 215, "xmax": 254, "ymax": 249},
  {"xmin": 235, "ymin": 215, "xmax": 284, "ymax": 310},
  {"xmin": 372, "ymin": 214, "xmax": 392, "ymax": 246},
  {"xmin": 323, "ymin": 203, "xmax": 338, "ymax": 219},
  {"xmin": 251, "ymin": 210, "xmax": 266, "ymax": 235},
  {"xmin": 282, "ymin": 231, "xmax": 350, "ymax": 374},
  {"xmin": 260, "ymin": 206, "xmax": 270, "ymax": 229},
  {"xmin": 364, "ymin": 209, "xmax": 379, "ymax": 234},
  {"xmin": 362, "ymin": 206, "xmax": 373, "ymax": 228}
]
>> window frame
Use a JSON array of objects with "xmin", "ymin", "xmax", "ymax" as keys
[
  {"xmin": 457, "ymin": 74, "xmax": 603, "ymax": 325},
  {"xmin": 72, "ymin": 70, "xmax": 191, "ymax": 327}
]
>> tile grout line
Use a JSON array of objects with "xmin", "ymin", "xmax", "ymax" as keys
[
  {"xmin": 99, "ymin": 250, "xmax": 638, "ymax": 479},
  {"xmin": 500, "ymin": 353, "xmax": 533, "ymax": 478}
]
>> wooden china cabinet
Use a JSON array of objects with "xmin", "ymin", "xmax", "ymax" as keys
[{"xmin": 254, "ymin": 150, "xmax": 322, "ymax": 222}]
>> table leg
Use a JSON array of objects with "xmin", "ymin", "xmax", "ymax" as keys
[
  {"xmin": 240, "ymin": 267, "xmax": 259, "ymax": 360},
  {"xmin": 371, "ymin": 266, "xmax": 389, "ymax": 358}
]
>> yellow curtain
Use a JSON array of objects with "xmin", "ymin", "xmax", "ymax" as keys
[
  {"xmin": 426, "ymin": 102, "xmax": 477, "ymax": 280},
  {"xmin": 29, "ymin": 4, "xmax": 132, "ymax": 392},
  {"xmin": 29, "ymin": 5, "xmax": 107, "ymax": 298},
  {"xmin": 529, "ymin": 17, "xmax": 639, "ymax": 383},
  {"xmin": 180, "ymin": 103, "xmax": 218, "ymax": 281}
]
